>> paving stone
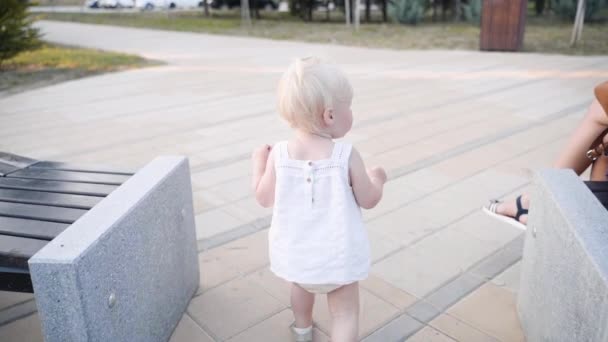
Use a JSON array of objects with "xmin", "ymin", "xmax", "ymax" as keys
[
  {"xmin": 0, "ymin": 313, "xmax": 43, "ymax": 342},
  {"xmin": 194, "ymin": 207, "xmax": 245, "ymax": 240},
  {"xmin": 447, "ymin": 283, "xmax": 525, "ymax": 342},
  {"xmin": 490, "ymin": 261, "xmax": 521, "ymax": 293},
  {"xmin": 361, "ymin": 314, "xmax": 423, "ymax": 342},
  {"xmin": 360, "ymin": 275, "xmax": 418, "ymax": 310},
  {"xmin": 373, "ymin": 211, "xmax": 521, "ymax": 298},
  {"xmin": 187, "ymin": 277, "xmax": 286, "ymax": 340},
  {"xmin": 408, "ymin": 326, "xmax": 457, "ymax": 342},
  {"xmin": 429, "ymin": 314, "xmax": 499, "ymax": 342},
  {"xmin": 209, "ymin": 229, "xmax": 270, "ymax": 274},
  {"xmin": 196, "ymin": 249, "xmax": 241, "ymax": 295},
  {"xmin": 226, "ymin": 309, "xmax": 329, "ymax": 342},
  {"xmin": 169, "ymin": 313, "xmax": 214, "ymax": 342},
  {"xmin": 0, "ymin": 291, "xmax": 34, "ymax": 311}
]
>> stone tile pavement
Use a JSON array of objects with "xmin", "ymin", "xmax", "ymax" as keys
[{"xmin": 1, "ymin": 21, "xmax": 608, "ymax": 341}]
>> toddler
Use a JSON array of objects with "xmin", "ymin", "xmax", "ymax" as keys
[{"xmin": 251, "ymin": 57, "xmax": 387, "ymax": 342}]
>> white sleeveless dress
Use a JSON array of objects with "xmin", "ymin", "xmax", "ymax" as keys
[{"xmin": 269, "ymin": 141, "xmax": 370, "ymax": 285}]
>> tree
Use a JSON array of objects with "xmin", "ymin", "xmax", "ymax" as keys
[
  {"xmin": 0, "ymin": 0, "xmax": 41, "ymax": 67},
  {"xmin": 570, "ymin": 0, "xmax": 585, "ymax": 46},
  {"xmin": 241, "ymin": 0, "xmax": 252, "ymax": 27}
]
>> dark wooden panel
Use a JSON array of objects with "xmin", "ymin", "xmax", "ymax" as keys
[
  {"xmin": 0, "ymin": 188, "xmax": 101, "ymax": 210},
  {"xmin": 0, "ymin": 152, "xmax": 37, "ymax": 169},
  {"xmin": 8, "ymin": 169, "xmax": 130, "ymax": 186},
  {"xmin": 0, "ymin": 162, "xmax": 20, "ymax": 177},
  {"xmin": 585, "ymin": 181, "xmax": 608, "ymax": 192},
  {"xmin": 0, "ymin": 201, "xmax": 86, "ymax": 224},
  {"xmin": 586, "ymin": 181, "xmax": 608, "ymax": 210},
  {"xmin": 0, "ymin": 177, "xmax": 117, "ymax": 197},
  {"xmin": 0, "ymin": 216, "xmax": 69, "ymax": 240},
  {"xmin": 31, "ymin": 161, "xmax": 135, "ymax": 176},
  {"xmin": 0, "ymin": 235, "xmax": 48, "ymax": 270},
  {"xmin": 0, "ymin": 271, "xmax": 33, "ymax": 293}
]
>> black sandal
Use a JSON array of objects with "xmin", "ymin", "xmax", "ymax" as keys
[{"xmin": 482, "ymin": 195, "xmax": 527, "ymax": 230}]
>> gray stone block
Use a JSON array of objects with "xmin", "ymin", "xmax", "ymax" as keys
[
  {"xmin": 518, "ymin": 169, "xmax": 608, "ymax": 342},
  {"xmin": 29, "ymin": 156, "xmax": 199, "ymax": 342}
]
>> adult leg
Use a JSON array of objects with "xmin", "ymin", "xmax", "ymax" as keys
[
  {"xmin": 552, "ymin": 99, "xmax": 608, "ymax": 173},
  {"xmin": 493, "ymin": 99, "xmax": 608, "ymax": 224}
]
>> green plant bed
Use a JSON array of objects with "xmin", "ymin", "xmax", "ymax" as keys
[{"xmin": 0, "ymin": 44, "xmax": 157, "ymax": 97}]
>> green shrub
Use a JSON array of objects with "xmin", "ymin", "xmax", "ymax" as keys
[
  {"xmin": 461, "ymin": 0, "xmax": 481, "ymax": 24},
  {"xmin": 389, "ymin": 0, "xmax": 426, "ymax": 24},
  {"xmin": 0, "ymin": 0, "xmax": 42, "ymax": 67},
  {"xmin": 553, "ymin": 0, "xmax": 606, "ymax": 20}
]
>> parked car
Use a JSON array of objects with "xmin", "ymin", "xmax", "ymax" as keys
[
  {"xmin": 134, "ymin": 0, "xmax": 200, "ymax": 9},
  {"xmin": 210, "ymin": 0, "xmax": 277, "ymax": 9},
  {"xmin": 88, "ymin": 0, "xmax": 134, "ymax": 7}
]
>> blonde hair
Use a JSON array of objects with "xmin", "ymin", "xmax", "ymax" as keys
[{"xmin": 277, "ymin": 57, "xmax": 353, "ymax": 133}]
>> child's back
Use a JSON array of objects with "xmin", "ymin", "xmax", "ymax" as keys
[{"xmin": 270, "ymin": 140, "xmax": 370, "ymax": 285}]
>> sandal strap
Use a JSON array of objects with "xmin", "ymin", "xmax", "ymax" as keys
[
  {"xmin": 487, "ymin": 200, "xmax": 500, "ymax": 213},
  {"xmin": 515, "ymin": 195, "xmax": 529, "ymax": 222}
]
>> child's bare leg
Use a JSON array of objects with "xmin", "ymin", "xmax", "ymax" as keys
[
  {"xmin": 291, "ymin": 283, "xmax": 315, "ymax": 328},
  {"xmin": 495, "ymin": 99, "xmax": 608, "ymax": 223},
  {"xmin": 327, "ymin": 282, "xmax": 359, "ymax": 342}
]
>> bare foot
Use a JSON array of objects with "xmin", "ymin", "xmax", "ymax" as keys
[{"xmin": 496, "ymin": 194, "xmax": 529, "ymax": 225}]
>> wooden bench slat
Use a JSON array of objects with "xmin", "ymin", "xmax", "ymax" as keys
[
  {"xmin": 0, "ymin": 177, "xmax": 117, "ymax": 197},
  {"xmin": 0, "ymin": 152, "xmax": 37, "ymax": 169},
  {"xmin": 0, "ymin": 201, "xmax": 86, "ymax": 224},
  {"xmin": 8, "ymin": 169, "xmax": 130, "ymax": 186},
  {"xmin": 31, "ymin": 161, "xmax": 135, "ymax": 176},
  {"xmin": 0, "ymin": 216, "xmax": 68, "ymax": 240},
  {"xmin": 0, "ymin": 162, "xmax": 20, "ymax": 177},
  {"xmin": 0, "ymin": 270, "xmax": 33, "ymax": 292},
  {"xmin": 0, "ymin": 188, "xmax": 101, "ymax": 210},
  {"xmin": 0, "ymin": 235, "xmax": 48, "ymax": 270}
]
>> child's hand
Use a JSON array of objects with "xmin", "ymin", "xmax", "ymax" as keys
[
  {"xmin": 368, "ymin": 166, "xmax": 387, "ymax": 184},
  {"xmin": 252, "ymin": 144, "xmax": 272, "ymax": 165}
]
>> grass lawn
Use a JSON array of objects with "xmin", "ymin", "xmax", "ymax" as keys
[
  {"xmin": 40, "ymin": 10, "xmax": 608, "ymax": 55},
  {"xmin": 0, "ymin": 44, "xmax": 156, "ymax": 97}
]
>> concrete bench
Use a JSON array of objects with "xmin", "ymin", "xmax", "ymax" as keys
[
  {"xmin": 0, "ymin": 153, "xmax": 199, "ymax": 342},
  {"xmin": 518, "ymin": 169, "xmax": 608, "ymax": 342}
]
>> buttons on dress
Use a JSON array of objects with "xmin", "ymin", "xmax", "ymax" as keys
[
  {"xmin": 308, "ymin": 161, "xmax": 313, "ymax": 166},
  {"xmin": 306, "ymin": 177, "xmax": 311, "ymax": 183}
]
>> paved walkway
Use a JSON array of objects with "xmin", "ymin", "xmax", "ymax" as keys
[{"xmin": 1, "ymin": 21, "xmax": 608, "ymax": 341}]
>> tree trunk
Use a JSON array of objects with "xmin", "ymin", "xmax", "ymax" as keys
[
  {"xmin": 345, "ymin": 0, "xmax": 351, "ymax": 25},
  {"xmin": 241, "ymin": 0, "xmax": 252, "ymax": 27},
  {"xmin": 354, "ymin": 0, "xmax": 360, "ymax": 30},
  {"xmin": 570, "ymin": 0, "xmax": 585, "ymax": 46},
  {"xmin": 534, "ymin": 0, "xmax": 545, "ymax": 15},
  {"xmin": 382, "ymin": 0, "xmax": 386, "ymax": 21},
  {"xmin": 452, "ymin": 0, "xmax": 460, "ymax": 21}
]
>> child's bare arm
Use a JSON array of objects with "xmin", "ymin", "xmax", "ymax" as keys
[
  {"xmin": 349, "ymin": 148, "xmax": 386, "ymax": 209},
  {"xmin": 251, "ymin": 145, "xmax": 276, "ymax": 208}
]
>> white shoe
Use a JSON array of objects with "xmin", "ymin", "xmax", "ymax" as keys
[{"xmin": 291, "ymin": 323, "xmax": 313, "ymax": 342}]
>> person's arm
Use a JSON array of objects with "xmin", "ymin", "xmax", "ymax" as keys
[
  {"xmin": 251, "ymin": 145, "xmax": 276, "ymax": 208},
  {"xmin": 349, "ymin": 147, "xmax": 386, "ymax": 209}
]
